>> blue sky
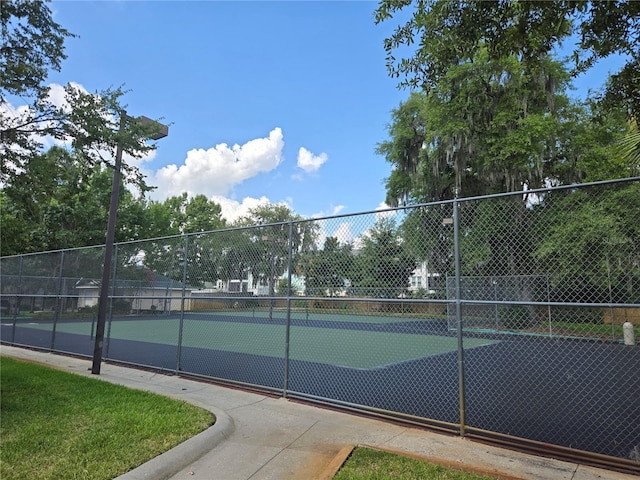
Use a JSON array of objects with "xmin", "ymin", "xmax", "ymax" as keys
[
  {"xmin": 42, "ymin": 0, "xmax": 408, "ymax": 222},
  {"xmin": 19, "ymin": 1, "xmax": 624, "ymax": 223}
]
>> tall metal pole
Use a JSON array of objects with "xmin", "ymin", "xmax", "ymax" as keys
[
  {"xmin": 91, "ymin": 113, "xmax": 126, "ymax": 374},
  {"xmin": 269, "ymin": 232, "xmax": 276, "ymax": 321},
  {"xmin": 283, "ymin": 221, "xmax": 294, "ymax": 397},
  {"xmin": 454, "ymin": 194, "xmax": 466, "ymax": 437},
  {"xmin": 104, "ymin": 244, "xmax": 119, "ymax": 359},
  {"xmin": 176, "ymin": 235, "xmax": 189, "ymax": 372},
  {"xmin": 10, "ymin": 256, "xmax": 24, "ymax": 343},
  {"xmin": 51, "ymin": 251, "xmax": 65, "ymax": 350}
]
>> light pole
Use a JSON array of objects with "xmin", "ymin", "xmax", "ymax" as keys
[{"xmin": 91, "ymin": 113, "xmax": 168, "ymax": 375}]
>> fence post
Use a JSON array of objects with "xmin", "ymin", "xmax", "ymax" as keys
[
  {"xmin": 547, "ymin": 275, "xmax": 552, "ymax": 337},
  {"xmin": 9, "ymin": 256, "xmax": 24, "ymax": 343},
  {"xmin": 493, "ymin": 278, "xmax": 499, "ymax": 331},
  {"xmin": 283, "ymin": 221, "xmax": 294, "ymax": 398},
  {"xmin": 104, "ymin": 244, "xmax": 118, "ymax": 360},
  {"xmin": 50, "ymin": 251, "xmax": 65, "ymax": 351},
  {"xmin": 176, "ymin": 235, "xmax": 189, "ymax": 372},
  {"xmin": 454, "ymin": 196, "xmax": 466, "ymax": 437}
]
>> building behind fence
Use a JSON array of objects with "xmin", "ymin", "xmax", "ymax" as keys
[{"xmin": 2, "ymin": 177, "xmax": 639, "ymax": 473}]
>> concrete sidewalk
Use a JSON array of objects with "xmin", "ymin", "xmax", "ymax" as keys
[{"xmin": 2, "ymin": 345, "xmax": 635, "ymax": 480}]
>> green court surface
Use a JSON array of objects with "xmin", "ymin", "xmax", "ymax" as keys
[{"xmin": 18, "ymin": 316, "xmax": 495, "ymax": 369}]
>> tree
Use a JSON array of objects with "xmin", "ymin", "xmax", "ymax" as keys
[
  {"xmin": 141, "ymin": 200, "xmax": 180, "ymax": 239},
  {"xmin": 0, "ymin": 145, "xmax": 164, "ymax": 256},
  {"xmin": 1, "ymin": 147, "xmax": 105, "ymax": 254},
  {"xmin": 377, "ymin": 51, "xmax": 632, "ymax": 298},
  {"xmin": 1, "ymin": 0, "xmax": 73, "ymax": 99},
  {"xmin": 3, "ymin": 84, "xmax": 163, "ymax": 204},
  {"xmin": 62, "ymin": 85, "xmax": 160, "ymax": 189},
  {"xmin": 119, "ymin": 194, "xmax": 227, "ymax": 288},
  {"xmin": 376, "ymin": 1, "xmax": 638, "ymax": 207},
  {"xmin": 302, "ymin": 236, "xmax": 354, "ymax": 296},
  {"xmin": 233, "ymin": 204, "xmax": 318, "ymax": 294},
  {"xmin": 352, "ymin": 217, "xmax": 416, "ymax": 299},
  {"xmin": 375, "ymin": 3, "xmax": 636, "ymax": 315},
  {"xmin": 378, "ymin": 51, "xmax": 591, "ymax": 203},
  {"xmin": 535, "ymin": 182, "xmax": 640, "ymax": 304},
  {"xmin": 375, "ymin": 0, "xmax": 640, "ymax": 120},
  {"xmin": 376, "ymin": 92, "xmax": 434, "ymax": 205},
  {"xmin": 207, "ymin": 229, "xmax": 254, "ymax": 290},
  {"xmin": 183, "ymin": 195, "xmax": 226, "ymax": 234},
  {"xmin": 399, "ymin": 203, "xmax": 454, "ymax": 287},
  {"xmin": 144, "ymin": 193, "xmax": 226, "ymax": 236},
  {"xmin": 161, "ymin": 217, "xmax": 243, "ymax": 290},
  {"xmin": 1, "ymin": 0, "xmax": 74, "ymax": 178},
  {"xmin": 2, "ymin": 1, "xmax": 160, "ymax": 194},
  {"xmin": 1, "ymin": 2, "xmax": 171, "ymax": 256},
  {"xmin": 578, "ymin": 1, "xmax": 640, "ymax": 120},
  {"xmin": 616, "ymin": 118, "xmax": 640, "ymax": 175},
  {"xmin": 0, "ymin": 190, "xmax": 28, "ymax": 256}
]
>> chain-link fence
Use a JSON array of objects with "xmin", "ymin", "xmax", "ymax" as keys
[{"xmin": 2, "ymin": 177, "xmax": 639, "ymax": 472}]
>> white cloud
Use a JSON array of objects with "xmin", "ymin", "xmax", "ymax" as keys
[
  {"xmin": 209, "ymin": 195, "xmax": 271, "ymax": 223},
  {"xmin": 309, "ymin": 218, "xmax": 356, "ymax": 251},
  {"xmin": 150, "ymin": 127, "xmax": 284, "ymax": 200},
  {"xmin": 208, "ymin": 195, "xmax": 295, "ymax": 224},
  {"xmin": 0, "ymin": 98, "xmax": 29, "ymax": 119},
  {"xmin": 332, "ymin": 222, "xmax": 354, "ymax": 245},
  {"xmin": 375, "ymin": 201, "xmax": 396, "ymax": 221},
  {"xmin": 0, "ymin": 101, "xmax": 32, "ymax": 172},
  {"xmin": 309, "ymin": 204, "xmax": 345, "ymax": 219},
  {"xmin": 47, "ymin": 82, "xmax": 83, "ymax": 111},
  {"xmin": 338, "ymin": 203, "xmax": 397, "ymax": 252},
  {"xmin": 4, "ymin": 88, "xmax": 336, "ymax": 226},
  {"xmin": 296, "ymin": 146, "xmax": 327, "ymax": 173},
  {"xmin": 332, "ymin": 205, "xmax": 345, "ymax": 215}
]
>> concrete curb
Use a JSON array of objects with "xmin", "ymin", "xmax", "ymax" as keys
[
  {"xmin": 318, "ymin": 445, "xmax": 355, "ymax": 480},
  {"xmin": 114, "ymin": 407, "xmax": 235, "ymax": 480},
  {"xmin": 353, "ymin": 444, "xmax": 528, "ymax": 480},
  {"xmin": 317, "ymin": 443, "xmax": 527, "ymax": 480}
]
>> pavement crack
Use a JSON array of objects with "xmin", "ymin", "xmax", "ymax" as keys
[
  {"xmin": 381, "ymin": 428, "xmax": 409, "ymax": 447},
  {"xmin": 246, "ymin": 419, "xmax": 321, "ymax": 479},
  {"xmin": 569, "ymin": 464, "xmax": 579, "ymax": 480},
  {"xmin": 226, "ymin": 395, "xmax": 270, "ymax": 411},
  {"xmin": 285, "ymin": 419, "xmax": 320, "ymax": 449}
]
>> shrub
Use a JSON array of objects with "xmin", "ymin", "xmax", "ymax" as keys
[{"xmin": 499, "ymin": 305, "xmax": 530, "ymax": 329}]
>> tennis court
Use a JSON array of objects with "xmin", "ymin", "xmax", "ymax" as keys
[
  {"xmin": 3, "ymin": 178, "xmax": 640, "ymax": 472},
  {"xmin": 3, "ymin": 308, "xmax": 639, "ymax": 466},
  {"xmin": 13, "ymin": 311, "xmax": 494, "ymax": 369}
]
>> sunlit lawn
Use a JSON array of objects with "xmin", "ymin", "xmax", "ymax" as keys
[
  {"xmin": 0, "ymin": 356, "xmax": 213, "ymax": 480},
  {"xmin": 334, "ymin": 447, "xmax": 497, "ymax": 480}
]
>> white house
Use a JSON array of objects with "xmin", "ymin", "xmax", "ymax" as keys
[
  {"xmin": 408, "ymin": 261, "xmax": 439, "ymax": 294},
  {"xmin": 75, "ymin": 271, "xmax": 192, "ymax": 313}
]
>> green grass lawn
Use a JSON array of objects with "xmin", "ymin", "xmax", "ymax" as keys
[
  {"xmin": 548, "ymin": 320, "xmax": 626, "ymax": 337},
  {"xmin": 334, "ymin": 447, "xmax": 497, "ymax": 480},
  {"xmin": 0, "ymin": 357, "xmax": 213, "ymax": 480}
]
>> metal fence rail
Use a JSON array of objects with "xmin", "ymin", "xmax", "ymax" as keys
[{"xmin": 2, "ymin": 177, "xmax": 639, "ymax": 473}]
